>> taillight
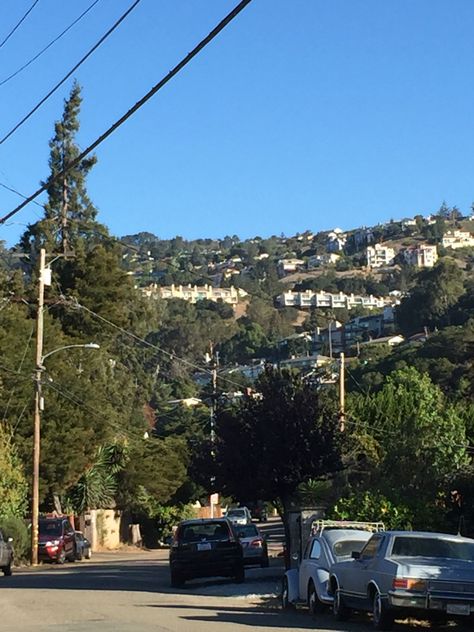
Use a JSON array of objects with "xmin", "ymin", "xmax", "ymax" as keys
[
  {"xmin": 250, "ymin": 538, "xmax": 263, "ymax": 548},
  {"xmin": 392, "ymin": 578, "xmax": 427, "ymax": 591}
]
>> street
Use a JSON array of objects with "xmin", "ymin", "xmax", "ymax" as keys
[{"xmin": 0, "ymin": 541, "xmax": 472, "ymax": 632}]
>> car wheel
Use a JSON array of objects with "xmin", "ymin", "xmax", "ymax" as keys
[
  {"xmin": 281, "ymin": 576, "xmax": 295, "ymax": 611},
  {"xmin": 333, "ymin": 587, "xmax": 351, "ymax": 621},
  {"xmin": 372, "ymin": 589, "xmax": 394, "ymax": 631},
  {"xmin": 308, "ymin": 581, "xmax": 325, "ymax": 615},
  {"xmin": 75, "ymin": 547, "xmax": 83, "ymax": 561},
  {"xmin": 170, "ymin": 570, "xmax": 185, "ymax": 588},
  {"xmin": 85, "ymin": 548, "xmax": 92, "ymax": 560},
  {"xmin": 2, "ymin": 561, "xmax": 12, "ymax": 576},
  {"xmin": 261, "ymin": 553, "xmax": 269, "ymax": 568},
  {"xmin": 233, "ymin": 564, "xmax": 245, "ymax": 583},
  {"xmin": 67, "ymin": 549, "xmax": 76, "ymax": 562},
  {"xmin": 57, "ymin": 549, "xmax": 66, "ymax": 565}
]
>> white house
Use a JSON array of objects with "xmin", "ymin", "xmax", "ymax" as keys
[
  {"xmin": 402, "ymin": 244, "xmax": 438, "ymax": 268},
  {"xmin": 326, "ymin": 230, "xmax": 347, "ymax": 253},
  {"xmin": 307, "ymin": 253, "xmax": 340, "ymax": 268},
  {"xmin": 442, "ymin": 230, "xmax": 474, "ymax": 250},
  {"xmin": 366, "ymin": 243, "xmax": 396, "ymax": 268},
  {"xmin": 277, "ymin": 290, "xmax": 387, "ymax": 310},
  {"xmin": 142, "ymin": 284, "xmax": 248, "ymax": 305}
]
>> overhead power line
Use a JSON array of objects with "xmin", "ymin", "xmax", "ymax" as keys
[
  {"xmin": 0, "ymin": 0, "xmax": 142, "ymax": 146},
  {"xmin": 0, "ymin": 0, "xmax": 253, "ymax": 226},
  {"xmin": 0, "ymin": 179, "xmax": 45, "ymax": 209},
  {"xmin": 0, "ymin": 0, "xmax": 102, "ymax": 87},
  {"xmin": 0, "ymin": 0, "xmax": 40, "ymax": 50}
]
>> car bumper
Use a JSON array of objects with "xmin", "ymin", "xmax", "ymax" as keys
[
  {"xmin": 388, "ymin": 591, "xmax": 474, "ymax": 617},
  {"xmin": 170, "ymin": 559, "xmax": 241, "ymax": 579}
]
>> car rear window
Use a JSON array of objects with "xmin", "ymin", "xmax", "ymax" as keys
[
  {"xmin": 227, "ymin": 510, "xmax": 245, "ymax": 517},
  {"xmin": 391, "ymin": 537, "xmax": 474, "ymax": 560},
  {"xmin": 179, "ymin": 522, "xmax": 230, "ymax": 543},
  {"xmin": 333, "ymin": 539, "xmax": 367, "ymax": 559},
  {"xmin": 236, "ymin": 525, "xmax": 258, "ymax": 538},
  {"xmin": 39, "ymin": 520, "xmax": 62, "ymax": 536}
]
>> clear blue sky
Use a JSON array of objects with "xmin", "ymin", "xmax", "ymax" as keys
[{"xmin": 1, "ymin": 0, "xmax": 474, "ymax": 247}]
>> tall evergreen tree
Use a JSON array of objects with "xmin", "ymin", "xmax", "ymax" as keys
[{"xmin": 20, "ymin": 81, "xmax": 101, "ymax": 256}]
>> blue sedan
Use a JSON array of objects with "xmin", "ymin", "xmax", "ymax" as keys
[{"xmin": 329, "ymin": 530, "xmax": 474, "ymax": 630}]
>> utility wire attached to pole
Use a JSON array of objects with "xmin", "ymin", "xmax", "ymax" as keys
[{"xmin": 0, "ymin": 0, "xmax": 253, "ymax": 226}]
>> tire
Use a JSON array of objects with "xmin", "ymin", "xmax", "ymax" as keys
[
  {"xmin": 333, "ymin": 587, "xmax": 351, "ymax": 621},
  {"xmin": 2, "ymin": 561, "xmax": 12, "ymax": 576},
  {"xmin": 281, "ymin": 576, "xmax": 295, "ymax": 611},
  {"xmin": 233, "ymin": 564, "xmax": 245, "ymax": 583},
  {"xmin": 170, "ymin": 570, "xmax": 185, "ymax": 588},
  {"xmin": 67, "ymin": 549, "xmax": 76, "ymax": 562},
  {"xmin": 308, "ymin": 581, "xmax": 325, "ymax": 615},
  {"xmin": 75, "ymin": 547, "xmax": 83, "ymax": 561},
  {"xmin": 85, "ymin": 548, "xmax": 92, "ymax": 560},
  {"xmin": 372, "ymin": 589, "xmax": 394, "ymax": 631},
  {"xmin": 57, "ymin": 549, "xmax": 66, "ymax": 565},
  {"xmin": 261, "ymin": 553, "xmax": 269, "ymax": 568}
]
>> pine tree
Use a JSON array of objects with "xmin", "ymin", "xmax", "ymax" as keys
[{"xmin": 20, "ymin": 81, "xmax": 100, "ymax": 255}]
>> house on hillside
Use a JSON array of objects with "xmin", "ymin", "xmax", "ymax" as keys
[
  {"xmin": 366, "ymin": 243, "xmax": 396, "ymax": 268},
  {"xmin": 401, "ymin": 244, "xmax": 438, "ymax": 268},
  {"xmin": 326, "ymin": 229, "xmax": 347, "ymax": 253},
  {"xmin": 277, "ymin": 258, "xmax": 305, "ymax": 276},
  {"xmin": 442, "ymin": 230, "xmax": 474, "ymax": 249},
  {"xmin": 307, "ymin": 253, "xmax": 340, "ymax": 268}
]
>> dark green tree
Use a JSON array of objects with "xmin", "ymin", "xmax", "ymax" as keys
[
  {"xmin": 192, "ymin": 366, "xmax": 343, "ymax": 557},
  {"xmin": 20, "ymin": 81, "xmax": 101, "ymax": 256}
]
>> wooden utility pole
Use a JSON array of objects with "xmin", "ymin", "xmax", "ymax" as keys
[
  {"xmin": 209, "ymin": 344, "xmax": 218, "ymax": 518},
  {"xmin": 31, "ymin": 248, "xmax": 46, "ymax": 565},
  {"xmin": 339, "ymin": 352, "xmax": 345, "ymax": 432}
]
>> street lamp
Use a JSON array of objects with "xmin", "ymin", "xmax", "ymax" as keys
[{"xmin": 31, "ymin": 342, "xmax": 100, "ymax": 565}]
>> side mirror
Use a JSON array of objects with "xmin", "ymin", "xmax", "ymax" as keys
[{"xmin": 352, "ymin": 551, "xmax": 360, "ymax": 560}]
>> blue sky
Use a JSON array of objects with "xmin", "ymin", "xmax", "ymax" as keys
[{"xmin": 1, "ymin": 0, "xmax": 474, "ymax": 246}]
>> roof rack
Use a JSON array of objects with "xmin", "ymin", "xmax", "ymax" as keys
[{"xmin": 311, "ymin": 520, "xmax": 385, "ymax": 535}]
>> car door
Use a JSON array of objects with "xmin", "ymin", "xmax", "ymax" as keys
[
  {"xmin": 350, "ymin": 534, "xmax": 384, "ymax": 605},
  {"xmin": 299, "ymin": 537, "xmax": 325, "ymax": 599},
  {"xmin": 64, "ymin": 520, "xmax": 75, "ymax": 557}
]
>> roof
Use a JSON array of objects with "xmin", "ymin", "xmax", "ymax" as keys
[
  {"xmin": 384, "ymin": 530, "xmax": 472, "ymax": 541},
  {"xmin": 178, "ymin": 518, "xmax": 229, "ymax": 526},
  {"xmin": 321, "ymin": 529, "xmax": 375, "ymax": 545}
]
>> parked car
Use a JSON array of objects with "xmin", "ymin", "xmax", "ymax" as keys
[
  {"xmin": 0, "ymin": 529, "xmax": 13, "ymax": 576},
  {"xmin": 329, "ymin": 530, "xmax": 474, "ymax": 630},
  {"xmin": 225, "ymin": 507, "xmax": 252, "ymax": 526},
  {"xmin": 38, "ymin": 516, "xmax": 76, "ymax": 564},
  {"xmin": 169, "ymin": 518, "xmax": 244, "ymax": 587},
  {"xmin": 282, "ymin": 520, "xmax": 383, "ymax": 614},
  {"xmin": 236, "ymin": 523, "xmax": 269, "ymax": 567},
  {"xmin": 74, "ymin": 531, "xmax": 92, "ymax": 560}
]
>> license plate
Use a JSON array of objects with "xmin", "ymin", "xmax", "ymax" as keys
[
  {"xmin": 197, "ymin": 542, "xmax": 211, "ymax": 551},
  {"xmin": 447, "ymin": 603, "xmax": 471, "ymax": 616}
]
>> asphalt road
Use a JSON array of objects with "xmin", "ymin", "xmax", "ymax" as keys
[{"xmin": 0, "ymin": 535, "xmax": 472, "ymax": 632}]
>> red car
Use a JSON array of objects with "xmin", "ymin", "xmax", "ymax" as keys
[{"xmin": 38, "ymin": 517, "xmax": 76, "ymax": 564}]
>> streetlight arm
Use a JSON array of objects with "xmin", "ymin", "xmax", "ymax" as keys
[{"xmin": 40, "ymin": 343, "xmax": 100, "ymax": 365}]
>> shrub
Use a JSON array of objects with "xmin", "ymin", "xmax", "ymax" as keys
[
  {"xmin": 0, "ymin": 516, "xmax": 30, "ymax": 563},
  {"xmin": 329, "ymin": 491, "xmax": 414, "ymax": 530}
]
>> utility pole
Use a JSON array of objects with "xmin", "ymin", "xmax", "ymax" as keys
[
  {"xmin": 32, "ymin": 248, "xmax": 46, "ymax": 565},
  {"xmin": 328, "ymin": 320, "xmax": 333, "ymax": 360},
  {"xmin": 339, "ymin": 352, "xmax": 345, "ymax": 432},
  {"xmin": 209, "ymin": 344, "xmax": 218, "ymax": 518}
]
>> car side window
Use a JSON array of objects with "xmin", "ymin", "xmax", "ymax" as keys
[
  {"xmin": 309, "ymin": 539, "xmax": 322, "ymax": 560},
  {"xmin": 360, "ymin": 535, "xmax": 382, "ymax": 560}
]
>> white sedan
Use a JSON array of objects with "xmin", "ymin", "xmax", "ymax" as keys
[{"xmin": 282, "ymin": 521, "xmax": 382, "ymax": 616}]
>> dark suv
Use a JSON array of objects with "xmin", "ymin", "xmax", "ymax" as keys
[
  {"xmin": 38, "ymin": 517, "xmax": 76, "ymax": 564},
  {"xmin": 169, "ymin": 518, "xmax": 244, "ymax": 587}
]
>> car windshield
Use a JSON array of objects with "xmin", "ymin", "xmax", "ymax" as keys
[
  {"xmin": 333, "ymin": 539, "xmax": 367, "ymax": 559},
  {"xmin": 237, "ymin": 525, "xmax": 258, "ymax": 538},
  {"xmin": 39, "ymin": 521, "xmax": 62, "ymax": 537},
  {"xmin": 391, "ymin": 537, "xmax": 474, "ymax": 560},
  {"xmin": 179, "ymin": 522, "xmax": 230, "ymax": 542},
  {"xmin": 227, "ymin": 510, "xmax": 245, "ymax": 517}
]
